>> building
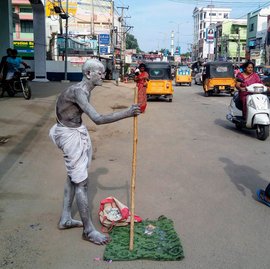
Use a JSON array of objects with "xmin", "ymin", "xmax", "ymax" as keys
[
  {"xmin": 215, "ymin": 19, "xmax": 247, "ymax": 63},
  {"xmin": 246, "ymin": 6, "xmax": 270, "ymax": 65},
  {"xmin": 12, "ymin": 0, "xmax": 34, "ymax": 59},
  {"xmin": 192, "ymin": 5, "xmax": 231, "ymax": 61}
]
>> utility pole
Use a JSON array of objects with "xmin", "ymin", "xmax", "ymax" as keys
[
  {"xmin": 237, "ymin": 27, "xmax": 241, "ymax": 64},
  {"xmin": 91, "ymin": 0, "xmax": 94, "ymax": 36},
  {"xmin": 208, "ymin": 1, "xmax": 213, "ymax": 60},
  {"xmin": 117, "ymin": 5, "xmax": 129, "ymax": 81},
  {"xmin": 64, "ymin": 0, "xmax": 68, "ymax": 81}
]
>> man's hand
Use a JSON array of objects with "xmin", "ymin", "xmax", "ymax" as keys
[{"xmin": 128, "ymin": 104, "xmax": 141, "ymax": 116}]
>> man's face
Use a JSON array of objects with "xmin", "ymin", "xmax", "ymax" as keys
[{"xmin": 90, "ymin": 66, "xmax": 104, "ymax": 86}]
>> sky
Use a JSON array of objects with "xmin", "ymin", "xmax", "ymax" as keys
[{"xmin": 114, "ymin": 0, "xmax": 270, "ymax": 53}]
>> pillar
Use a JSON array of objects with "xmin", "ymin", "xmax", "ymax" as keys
[
  {"xmin": 31, "ymin": 1, "xmax": 48, "ymax": 82},
  {"xmin": 0, "ymin": 0, "xmax": 13, "ymax": 57}
]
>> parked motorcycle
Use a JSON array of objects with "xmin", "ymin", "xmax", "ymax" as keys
[
  {"xmin": 226, "ymin": 83, "xmax": 270, "ymax": 140},
  {"xmin": 6, "ymin": 67, "xmax": 32, "ymax": 99}
]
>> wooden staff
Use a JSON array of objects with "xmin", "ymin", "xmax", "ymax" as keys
[{"xmin": 129, "ymin": 86, "xmax": 138, "ymax": 251}]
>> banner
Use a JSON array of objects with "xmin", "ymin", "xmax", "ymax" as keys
[{"xmin": 206, "ymin": 28, "xmax": 214, "ymax": 43}]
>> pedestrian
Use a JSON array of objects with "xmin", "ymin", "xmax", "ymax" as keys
[
  {"xmin": 49, "ymin": 59, "xmax": 141, "ymax": 245},
  {"xmin": 134, "ymin": 63, "xmax": 149, "ymax": 113},
  {"xmin": 257, "ymin": 184, "xmax": 270, "ymax": 207},
  {"xmin": 0, "ymin": 48, "xmax": 12, "ymax": 97}
]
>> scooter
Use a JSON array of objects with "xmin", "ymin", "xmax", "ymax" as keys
[
  {"xmin": 226, "ymin": 83, "xmax": 270, "ymax": 141},
  {"xmin": 5, "ymin": 67, "xmax": 32, "ymax": 100}
]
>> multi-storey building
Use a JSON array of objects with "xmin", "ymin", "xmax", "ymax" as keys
[
  {"xmin": 215, "ymin": 19, "xmax": 247, "ymax": 63},
  {"xmin": 12, "ymin": 0, "xmax": 34, "ymax": 59},
  {"xmin": 193, "ymin": 5, "xmax": 231, "ymax": 61},
  {"xmin": 246, "ymin": 6, "xmax": 270, "ymax": 65}
]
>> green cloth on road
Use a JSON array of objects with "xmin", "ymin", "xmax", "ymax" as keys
[{"xmin": 103, "ymin": 216, "xmax": 184, "ymax": 261}]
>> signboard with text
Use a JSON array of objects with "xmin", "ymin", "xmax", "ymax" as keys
[
  {"xmin": 13, "ymin": 41, "xmax": 34, "ymax": 58},
  {"xmin": 99, "ymin": 34, "xmax": 110, "ymax": 45},
  {"xmin": 99, "ymin": 46, "xmax": 109, "ymax": 54}
]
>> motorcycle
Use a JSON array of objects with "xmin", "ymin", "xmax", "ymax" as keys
[
  {"xmin": 226, "ymin": 83, "xmax": 270, "ymax": 140},
  {"xmin": 5, "ymin": 67, "xmax": 32, "ymax": 100}
]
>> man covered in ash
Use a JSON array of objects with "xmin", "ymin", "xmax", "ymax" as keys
[{"xmin": 49, "ymin": 59, "xmax": 141, "ymax": 244}]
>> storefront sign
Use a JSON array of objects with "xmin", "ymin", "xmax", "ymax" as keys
[{"xmin": 13, "ymin": 41, "xmax": 34, "ymax": 58}]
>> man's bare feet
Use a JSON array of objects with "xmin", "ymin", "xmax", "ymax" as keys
[
  {"xmin": 58, "ymin": 218, "xmax": 83, "ymax": 229},
  {"xmin": 82, "ymin": 230, "xmax": 110, "ymax": 245}
]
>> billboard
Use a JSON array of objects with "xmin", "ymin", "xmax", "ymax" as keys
[
  {"xmin": 13, "ymin": 41, "xmax": 34, "ymax": 58},
  {"xmin": 206, "ymin": 28, "xmax": 214, "ymax": 43}
]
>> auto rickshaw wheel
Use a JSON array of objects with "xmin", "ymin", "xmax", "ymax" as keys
[
  {"xmin": 205, "ymin": 90, "xmax": 213, "ymax": 97},
  {"xmin": 189, "ymin": 82, "xmax": 192, "ymax": 86}
]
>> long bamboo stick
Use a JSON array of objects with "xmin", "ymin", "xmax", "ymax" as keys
[{"xmin": 129, "ymin": 86, "xmax": 138, "ymax": 251}]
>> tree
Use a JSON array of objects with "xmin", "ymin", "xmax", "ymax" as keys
[{"xmin": 126, "ymin": 33, "xmax": 141, "ymax": 52}]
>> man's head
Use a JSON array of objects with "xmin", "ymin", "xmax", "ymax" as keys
[
  {"xmin": 82, "ymin": 59, "xmax": 105, "ymax": 86},
  {"xmin": 6, "ymin": 48, "xmax": 12, "ymax": 56},
  {"xmin": 11, "ymin": 49, "xmax": 18, "ymax": 58}
]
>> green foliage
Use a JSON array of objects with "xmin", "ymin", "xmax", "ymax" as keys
[{"xmin": 126, "ymin": 33, "xmax": 141, "ymax": 53}]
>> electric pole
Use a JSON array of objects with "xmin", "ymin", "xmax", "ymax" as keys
[
  {"xmin": 117, "ymin": 5, "xmax": 129, "ymax": 81},
  {"xmin": 237, "ymin": 28, "xmax": 241, "ymax": 64}
]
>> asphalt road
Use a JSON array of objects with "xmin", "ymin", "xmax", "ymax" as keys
[{"xmin": 1, "ymin": 80, "xmax": 270, "ymax": 269}]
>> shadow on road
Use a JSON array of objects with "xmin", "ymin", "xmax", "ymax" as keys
[
  {"xmin": 214, "ymin": 118, "xmax": 256, "ymax": 139},
  {"xmin": 219, "ymin": 157, "xmax": 269, "ymax": 201},
  {"xmin": 87, "ymin": 167, "xmax": 129, "ymax": 215}
]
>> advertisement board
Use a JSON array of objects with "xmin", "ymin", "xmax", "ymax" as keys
[
  {"xmin": 206, "ymin": 28, "xmax": 214, "ymax": 43},
  {"xmin": 13, "ymin": 41, "xmax": 34, "ymax": 58}
]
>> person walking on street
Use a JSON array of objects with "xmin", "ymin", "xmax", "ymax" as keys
[
  {"xmin": 49, "ymin": 59, "xmax": 141, "ymax": 245},
  {"xmin": 134, "ymin": 63, "xmax": 149, "ymax": 113}
]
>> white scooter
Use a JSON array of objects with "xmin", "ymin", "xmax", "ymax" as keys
[{"xmin": 226, "ymin": 83, "xmax": 270, "ymax": 140}]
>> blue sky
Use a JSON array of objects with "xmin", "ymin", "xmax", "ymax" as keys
[{"xmin": 114, "ymin": 0, "xmax": 270, "ymax": 53}]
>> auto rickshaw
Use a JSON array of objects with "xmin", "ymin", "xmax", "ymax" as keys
[
  {"xmin": 203, "ymin": 62, "xmax": 235, "ymax": 96},
  {"xmin": 145, "ymin": 62, "xmax": 174, "ymax": 102},
  {"xmin": 175, "ymin": 65, "xmax": 192, "ymax": 86}
]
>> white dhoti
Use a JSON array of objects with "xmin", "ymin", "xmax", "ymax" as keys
[{"xmin": 49, "ymin": 124, "xmax": 92, "ymax": 183}]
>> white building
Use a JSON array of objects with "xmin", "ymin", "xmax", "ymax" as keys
[{"xmin": 193, "ymin": 5, "xmax": 231, "ymax": 60}]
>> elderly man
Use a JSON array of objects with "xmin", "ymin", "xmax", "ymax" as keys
[{"xmin": 49, "ymin": 59, "xmax": 140, "ymax": 245}]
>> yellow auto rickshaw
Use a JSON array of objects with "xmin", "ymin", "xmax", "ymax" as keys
[
  {"xmin": 145, "ymin": 62, "xmax": 174, "ymax": 102},
  {"xmin": 175, "ymin": 65, "xmax": 192, "ymax": 86},
  {"xmin": 203, "ymin": 62, "xmax": 235, "ymax": 96}
]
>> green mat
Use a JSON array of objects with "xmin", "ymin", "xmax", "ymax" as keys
[{"xmin": 103, "ymin": 216, "xmax": 184, "ymax": 261}]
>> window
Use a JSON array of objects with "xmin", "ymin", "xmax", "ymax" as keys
[
  {"xmin": 20, "ymin": 20, "xmax": 33, "ymax": 33},
  {"xmin": 242, "ymin": 43, "xmax": 246, "ymax": 50},
  {"xmin": 20, "ymin": 6, "xmax": 32, "ymax": 13},
  {"xmin": 209, "ymin": 13, "xmax": 216, "ymax": 16},
  {"xmin": 204, "ymin": 12, "xmax": 206, "ymax": 19},
  {"xmin": 250, "ymin": 23, "xmax": 254, "ymax": 32},
  {"xmin": 13, "ymin": 22, "xmax": 16, "ymax": 33},
  {"xmin": 224, "ymin": 13, "xmax": 228, "ymax": 19},
  {"xmin": 200, "ymin": 13, "xmax": 203, "ymax": 20}
]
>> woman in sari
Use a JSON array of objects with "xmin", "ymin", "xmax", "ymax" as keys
[
  {"xmin": 134, "ymin": 63, "xmax": 149, "ymax": 113},
  {"xmin": 236, "ymin": 61, "xmax": 262, "ymax": 120}
]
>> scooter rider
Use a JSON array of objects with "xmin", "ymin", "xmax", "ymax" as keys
[{"xmin": 235, "ymin": 61, "xmax": 261, "ymax": 120}]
